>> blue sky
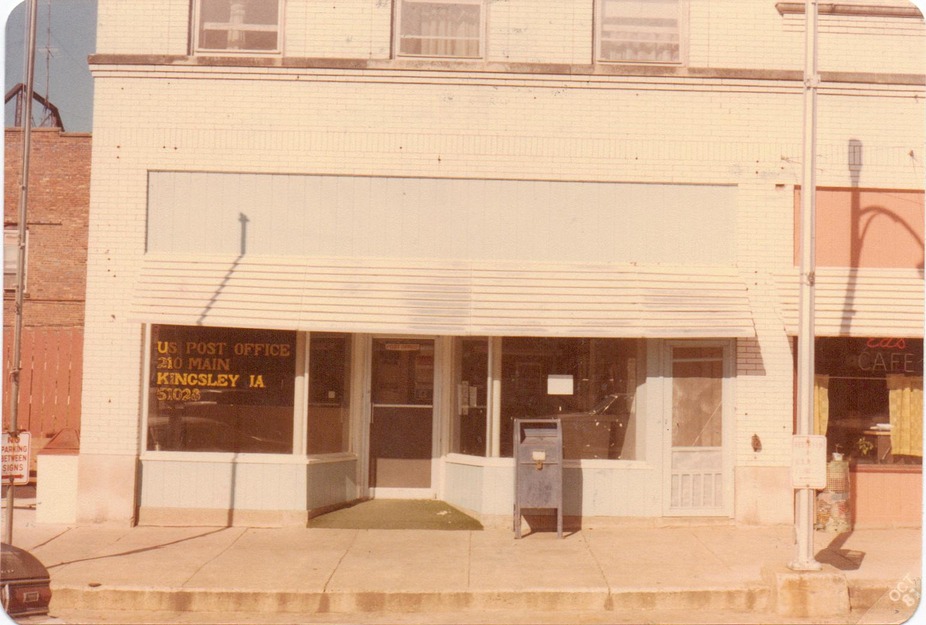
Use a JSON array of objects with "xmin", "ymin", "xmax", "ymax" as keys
[{"xmin": 3, "ymin": 0, "xmax": 95, "ymax": 133}]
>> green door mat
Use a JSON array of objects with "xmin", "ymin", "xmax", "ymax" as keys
[{"xmin": 308, "ymin": 500, "xmax": 483, "ymax": 530}]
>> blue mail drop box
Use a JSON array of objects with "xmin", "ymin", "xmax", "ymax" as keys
[{"xmin": 513, "ymin": 418, "xmax": 563, "ymax": 538}]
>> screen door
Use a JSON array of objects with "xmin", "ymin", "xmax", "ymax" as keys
[{"xmin": 665, "ymin": 344, "xmax": 730, "ymax": 515}]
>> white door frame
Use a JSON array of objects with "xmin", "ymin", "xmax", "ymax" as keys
[
  {"xmin": 363, "ymin": 334, "xmax": 441, "ymax": 500},
  {"xmin": 662, "ymin": 340, "xmax": 735, "ymax": 517}
]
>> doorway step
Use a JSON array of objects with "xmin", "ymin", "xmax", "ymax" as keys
[{"xmin": 307, "ymin": 499, "xmax": 483, "ymax": 530}]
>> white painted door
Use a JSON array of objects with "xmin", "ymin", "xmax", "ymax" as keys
[{"xmin": 664, "ymin": 343, "xmax": 733, "ymax": 516}]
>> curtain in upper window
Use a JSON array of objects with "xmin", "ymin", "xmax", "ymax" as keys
[
  {"xmin": 599, "ymin": 0, "xmax": 681, "ymax": 63},
  {"xmin": 196, "ymin": 0, "xmax": 280, "ymax": 53},
  {"xmin": 398, "ymin": 0, "xmax": 483, "ymax": 59}
]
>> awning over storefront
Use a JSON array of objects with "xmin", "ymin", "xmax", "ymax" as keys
[
  {"xmin": 129, "ymin": 253, "xmax": 756, "ymax": 338},
  {"xmin": 775, "ymin": 268, "xmax": 925, "ymax": 337}
]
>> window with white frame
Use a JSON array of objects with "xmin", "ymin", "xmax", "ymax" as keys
[
  {"xmin": 598, "ymin": 0, "xmax": 682, "ymax": 63},
  {"xmin": 4, "ymin": 227, "xmax": 25, "ymax": 292},
  {"xmin": 195, "ymin": 0, "xmax": 281, "ymax": 53},
  {"xmin": 397, "ymin": 0, "xmax": 484, "ymax": 59},
  {"xmin": 147, "ymin": 325, "xmax": 296, "ymax": 453}
]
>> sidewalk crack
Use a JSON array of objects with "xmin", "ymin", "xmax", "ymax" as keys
[
  {"xmin": 29, "ymin": 526, "xmax": 74, "ymax": 551},
  {"xmin": 180, "ymin": 526, "xmax": 248, "ymax": 587},
  {"xmin": 45, "ymin": 526, "xmax": 232, "ymax": 570},
  {"xmin": 322, "ymin": 530, "xmax": 360, "ymax": 593},
  {"xmin": 582, "ymin": 531, "xmax": 611, "ymax": 592},
  {"xmin": 465, "ymin": 530, "xmax": 473, "ymax": 590},
  {"xmin": 690, "ymin": 528, "xmax": 735, "ymax": 571}
]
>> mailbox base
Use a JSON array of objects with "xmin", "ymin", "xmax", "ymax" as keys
[{"xmin": 514, "ymin": 506, "xmax": 563, "ymax": 539}]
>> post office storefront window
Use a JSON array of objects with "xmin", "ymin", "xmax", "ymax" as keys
[
  {"xmin": 499, "ymin": 337, "xmax": 642, "ymax": 460},
  {"xmin": 194, "ymin": 0, "xmax": 281, "ymax": 53},
  {"xmin": 307, "ymin": 334, "xmax": 352, "ymax": 454},
  {"xmin": 598, "ymin": 0, "xmax": 682, "ymax": 63},
  {"xmin": 397, "ymin": 0, "xmax": 484, "ymax": 59},
  {"xmin": 453, "ymin": 337, "xmax": 489, "ymax": 456},
  {"xmin": 148, "ymin": 325, "xmax": 296, "ymax": 453},
  {"xmin": 816, "ymin": 338, "xmax": 923, "ymax": 465}
]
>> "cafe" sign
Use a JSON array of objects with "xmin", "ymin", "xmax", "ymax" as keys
[{"xmin": 856, "ymin": 337, "xmax": 920, "ymax": 374}]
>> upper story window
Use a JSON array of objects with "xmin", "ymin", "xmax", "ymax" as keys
[
  {"xmin": 397, "ymin": 0, "xmax": 484, "ymax": 59},
  {"xmin": 4, "ymin": 227, "xmax": 25, "ymax": 293},
  {"xmin": 598, "ymin": 0, "xmax": 682, "ymax": 63},
  {"xmin": 194, "ymin": 0, "xmax": 281, "ymax": 54}
]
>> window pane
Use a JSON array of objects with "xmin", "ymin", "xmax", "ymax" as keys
[
  {"xmin": 4, "ymin": 229, "xmax": 19, "ymax": 291},
  {"xmin": 817, "ymin": 338, "xmax": 923, "ymax": 465},
  {"xmin": 671, "ymin": 348, "xmax": 723, "ymax": 447},
  {"xmin": 399, "ymin": 1, "xmax": 482, "ymax": 58},
  {"xmin": 372, "ymin": 340, "xmax": 434, "ymax": 405},
  {"xmin": 198, "ymin": 0, "xmax": 279, "ymax": 52},
  {"xmin": 600, "ymin": 0, "xmax": 680, "ymax": 63},
  {"xmin": 453, "ymin": 338, "xmax": 488, "ymax": 456},
  {"xmin": 307, "ymin": 334, "xmax": 351, "ymax": 454},
  {"xmin": 500, "ymin": 337, "xmax": 641, "ymax": 460},
  {"xmin": 147, "ymin": 325, "xmax": 296, "ymax": 453}
]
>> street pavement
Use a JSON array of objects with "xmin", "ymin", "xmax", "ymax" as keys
[{"xmin": 2, "ymin": 497, "xmax": 923, "ymax": 624}]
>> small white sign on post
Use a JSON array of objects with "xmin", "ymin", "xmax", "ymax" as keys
[
  {"xmin": 2, "ymin": 431, "xmax": 32, "ymax": 486},
  {"xmin": 791, "ymin": 434, "xmax": 827, "ymax": 489}
]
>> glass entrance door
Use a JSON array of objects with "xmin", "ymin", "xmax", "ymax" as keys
[
  {"xmin": 665, "ymin": 344, "xmax": 731, "ymax": 516},
  {"xmin": 370, "ymin": 339, "xmax": 435, "ymax": 495}
]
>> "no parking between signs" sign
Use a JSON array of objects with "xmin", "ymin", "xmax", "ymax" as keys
[{"xmin": 2, "ymin": 432, "xmax": 31, "ymax": 486}]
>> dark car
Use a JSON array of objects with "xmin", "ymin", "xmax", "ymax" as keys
[
  {"xmin": 0, "ymin": 543, "xmax": 52, "ymax": 617},
  {"xmin": 555, "ymin": 394, "xmax": 632, "ymax": 460}
]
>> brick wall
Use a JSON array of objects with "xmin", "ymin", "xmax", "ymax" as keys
[{"xmin": 4, "ymin": 128, "xmax": 91, "ymax": 328}]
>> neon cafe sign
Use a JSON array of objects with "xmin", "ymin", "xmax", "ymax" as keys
[{"xmin": 857, "ymin": 338, "xmax": 919, "ymax": 374}]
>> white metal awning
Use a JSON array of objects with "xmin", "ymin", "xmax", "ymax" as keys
[
  {"xmin": 129, "ymin": 253, "xmax": 756, "ymax": 338},
  {"xmin": 775, "ymin": 268, "xmax": 924, "ymax": 337}
]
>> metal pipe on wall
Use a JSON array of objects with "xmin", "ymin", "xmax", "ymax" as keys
[
  {"xmin": 5, "ymin": 0, "xmax": 39, "ymax": 546},
  {"xmin": 792, "ymin": 0, "xmax": 822, "ymax": 572}
]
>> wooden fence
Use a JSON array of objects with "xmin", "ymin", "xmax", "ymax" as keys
[{"xmin": 2, "ymin": 327, "xmax": 83, "ymax": 463}]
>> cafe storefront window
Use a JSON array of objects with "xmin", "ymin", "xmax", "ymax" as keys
[
  {"xmin": 816, "ymin": 338, "xmax": 923, "ymax": 465},
  {"xmin": 147, "ymin": 325, "xmax": 296, "ymax": 454},
  {"xmin": 499, "ymin": 337, "xmax": 642, "ymax": 460}
]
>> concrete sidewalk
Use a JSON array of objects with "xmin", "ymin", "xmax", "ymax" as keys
[{"xmin": 4, "ymin": 501, "xmax": 923, "ymax": 623}]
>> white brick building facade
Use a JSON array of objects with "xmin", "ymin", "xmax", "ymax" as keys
[{"xmin": 73, "ymin": 1, "xmax": 924, "ymax": 527}]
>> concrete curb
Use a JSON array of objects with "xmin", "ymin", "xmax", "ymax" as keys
[
  {"xmin": 50, "ymin": 584, "xmax": 773, "ymax": 614},
  {"xmin": 847, "ymin": 583, "xmax": 892, "ymax": 611}
]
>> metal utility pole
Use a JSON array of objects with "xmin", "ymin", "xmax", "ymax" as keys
[
  {"xmin": 5, "ymin": 0, "xmax": 38, "ymax": 546},
  {"xmin": 791, "ymin": 0, "xmax": 822, "ymax": 571}
]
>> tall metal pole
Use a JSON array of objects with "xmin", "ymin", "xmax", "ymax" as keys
[
  {"xmin": 791, "ymin": 0, "xmax": 822, "ymax": 571},
  {"xmin": 5, "ymin": 0, "xmax": 38, "ymax": 546}
]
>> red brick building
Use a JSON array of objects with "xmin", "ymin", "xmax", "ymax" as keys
[{"xmin": 3, "ymin": 127, "xmax": 90, "ymax": 461}]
